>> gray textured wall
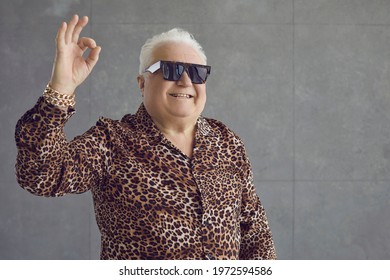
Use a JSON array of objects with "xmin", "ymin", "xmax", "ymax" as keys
[{"xmin": 1, "ymin": 0, "xmax": 390, "ymax": 260}]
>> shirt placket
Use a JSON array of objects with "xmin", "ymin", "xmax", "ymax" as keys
[{"xmin": 191, "ymin": 144, "xmax": 217, "ymax": 260}]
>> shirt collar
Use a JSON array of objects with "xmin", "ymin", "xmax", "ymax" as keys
[{"xmin": 125, "ymin": 103, "xmax": 216, "ymax": 138}]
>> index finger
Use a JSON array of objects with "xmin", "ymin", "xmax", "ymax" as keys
[{"xmin": 78, "ymin": 37, "xmax": 97, "ymax": 51}]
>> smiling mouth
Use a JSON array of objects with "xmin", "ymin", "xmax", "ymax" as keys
[{"xmin": 169, "ymin": 93, "xmax": 193, "ymax": 99}]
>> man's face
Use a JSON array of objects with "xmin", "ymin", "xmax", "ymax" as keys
[{"xmin": 138, "ymin": 42, "xmax": 207, "ymax": 126}]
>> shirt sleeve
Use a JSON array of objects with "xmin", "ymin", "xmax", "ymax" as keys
[
  {"xmin": 239, "ymin": 147, "xmax": 277, "ymax": 260},
  {"xmin": 15, "ymin": 97, "xmax": 111, "ymax": 197}
]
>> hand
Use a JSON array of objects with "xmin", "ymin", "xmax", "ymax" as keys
[{"xmin": 49, "ymin": 15, "xmax": 101, "ymax": 95}]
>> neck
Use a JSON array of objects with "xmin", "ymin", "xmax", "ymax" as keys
[
  {"xmin": 151, "ymin": 116, "xmax": 198, "ymax": 158},
  {"xmin": 151, "ymin": 115, "xmax": 197, "ymax": 137}
]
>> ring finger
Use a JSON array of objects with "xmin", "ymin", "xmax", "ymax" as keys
[
  {"xmin": 65, "ymin": 14, "xmax": 79, "ymax": 44},
  {"xmin": 72, "ymin": 16, "xmax": 89, "ymax": 43}
]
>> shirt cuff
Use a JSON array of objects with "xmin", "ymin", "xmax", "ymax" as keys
[{"xmin": 42, "ymin": 84, "xmax": 76, "ymax": 108}]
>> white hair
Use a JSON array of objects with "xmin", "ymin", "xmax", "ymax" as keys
[{"xmin": 139, "ymin": 28, "xmax": 207, "ymax": 74}]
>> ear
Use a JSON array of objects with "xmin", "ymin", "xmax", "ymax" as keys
[{"xmin": 137, "ymin": 75, "xmax": 145, "ymax": 92}]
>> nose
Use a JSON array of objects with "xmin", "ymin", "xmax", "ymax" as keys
[{"xmin": 176, "ymin": 70, "xmax": 193, "ymax": 87}]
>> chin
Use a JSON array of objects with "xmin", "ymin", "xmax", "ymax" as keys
[
  {"xmin": 172, "ymin": 105, "xmax": 204, "ymax": 119},
  {"xmin": 171, "ymin": 111, "xmax": 197, "ymax": 119}
]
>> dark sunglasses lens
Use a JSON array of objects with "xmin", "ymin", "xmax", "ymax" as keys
[
  {"xmin": 161, "ymin": 61, "xmax": 209, "ymax": 83},
  {"xmin": 162, "ymin": 62, "xmax": 184, "ymax": 81},
  {"xmin": 174, "ymin": 64, "xmax": 184, "ymax": 81},
  {"xmin": 189, "ymin": 65, "xmax": 208, "ymax": 84},
  {"xmin": 162, "ymin": 62, "xmax": 172, "ymax": 80}
]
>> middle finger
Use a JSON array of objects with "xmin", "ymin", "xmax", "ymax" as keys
[{"xmin": 72, "ymin": 16, "xmax": 89, "ymax": 44}]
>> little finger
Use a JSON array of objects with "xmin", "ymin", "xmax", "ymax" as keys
[{"xmin": 55, "ymin": 21, "xmax": 67, "ymax": 49}]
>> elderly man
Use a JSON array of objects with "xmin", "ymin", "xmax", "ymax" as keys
[{"xmin": 15, "ymin": 15, "xmax": 276, "ymax": 260}]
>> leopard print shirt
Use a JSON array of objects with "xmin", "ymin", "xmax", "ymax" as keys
[{"xmin": 15, "ymin": 97, "xmax": 276, "ymax": 260}]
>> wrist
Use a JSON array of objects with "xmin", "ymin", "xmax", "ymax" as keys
[
  {"xmin": 43, "ymin": 84, "xmax": 76, "ymax": 108},
  {"xmin": 48, "ymin": 80, "xmax": 76, "ymax": 96}
]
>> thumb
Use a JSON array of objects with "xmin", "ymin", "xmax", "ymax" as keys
[{"xmin": 85, "ymin": 46, "xmax": 101, "ymax": 70}]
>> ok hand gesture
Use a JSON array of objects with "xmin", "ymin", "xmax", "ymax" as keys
[{"xmin": 49, "ymin": 15, "xmax": 101, "ymax": 95}]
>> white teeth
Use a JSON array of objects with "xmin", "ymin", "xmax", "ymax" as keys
[{"xmin": 170, "ymin": 93, "xmax": 192, "ymax": 98}]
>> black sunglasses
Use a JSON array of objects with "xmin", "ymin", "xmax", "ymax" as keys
[{"xmin": 144, "ymin": 60, "xmax": 211, "ymax": 84}]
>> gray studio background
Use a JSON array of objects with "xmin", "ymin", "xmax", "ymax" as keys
[{"xmin": 1, "ymin": 0, "xmax": 390, "ymax": 260}]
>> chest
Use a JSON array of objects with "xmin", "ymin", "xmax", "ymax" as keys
[{"xmin": 101, "ymin": 133, "xmax": 244, "ymax": 212}]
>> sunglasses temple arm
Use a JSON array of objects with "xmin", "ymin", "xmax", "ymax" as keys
[{"xmin": 144, "ymin": 61, "xmax": 161, "ymax": 73}]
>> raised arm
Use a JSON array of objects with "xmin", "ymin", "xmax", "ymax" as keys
[{"xmin": 15, "ymin": 16, "xmax": 109, "ymax": 197}]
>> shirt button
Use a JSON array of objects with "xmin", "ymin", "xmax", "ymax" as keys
[{"xmin": 202, "ymin": 216, "xmax": 211, "ymax": 227}]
